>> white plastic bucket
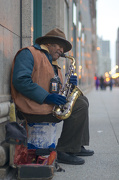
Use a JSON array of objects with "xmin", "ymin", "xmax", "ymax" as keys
[{"xmin": 27, "ymin": 123, "xmax": 57, "ymax": 149}]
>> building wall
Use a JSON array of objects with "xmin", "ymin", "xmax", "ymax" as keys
[
  {"xmin": 0, "ymin": 0, "xmax": 33, "ymax": 129},
  {"xmin": 0, "ymin": 1, "xmax": 20, "ymax": 149},
  {"xmin": 77, "ymin": 0, "xmax": 97, "ymax": 89},
  {"xmin": 42, "ymin": 0, "xmax": 66, "ymax": 79},
  {"xmin": 0, "ymin": 0, "xmax": 33, "ymax": 176},
  {"xmin": 97, "ymin": 37, "xmax": 111, "ymax": 77},
  {"xmin": 116, "ymin": 28, "xmax": 119, "ymax": 73},
  {"xmin": 0, "ymin": 0, "xmax": 20, "ymax": 103},
  {"xmin": 42, "ymin": 0, "xmax": 64, "ymax": 34}
]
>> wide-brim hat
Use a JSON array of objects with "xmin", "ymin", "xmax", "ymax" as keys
[{"xmin": 35, "ymin": 28, "xmax": 72, "ymax": 53}]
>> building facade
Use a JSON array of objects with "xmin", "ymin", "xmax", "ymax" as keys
[
  {"xmin": 97, "ymin": 37, "xmax": 111, "ymax": 77},
  {"xmin": 78, "ymin": 0, "xmax": 97, "ymax": 89},
  {"xmin": 0, "ymin": 0, "xmax": 97, "ymax": 178},
  {"xmin": 116, "ymin": 28, "xmax": 119, "ymax": 73}
]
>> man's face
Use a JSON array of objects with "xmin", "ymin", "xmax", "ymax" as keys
[{"xmin": 47, "ymin": 44, "xmax": 64, "ymax": 61}]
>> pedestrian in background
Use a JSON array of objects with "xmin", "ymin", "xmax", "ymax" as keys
[
  {"xmin": 109, "ymin": 77, "xmax": 113, "ymax": 91},
  {"xmin": 95, "ymin": 77, "xmax": 100, "ymax": 90},
  {"xmin": 100, "ymin": 76, "xmax": 104, "ymax": 90}
]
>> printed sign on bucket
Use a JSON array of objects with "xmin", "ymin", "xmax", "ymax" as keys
[{"xmin": 27, "ymin": 123, "xmax": 57, "ymax": 149}]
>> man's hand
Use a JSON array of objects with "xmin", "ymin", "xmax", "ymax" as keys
[
  {"xmin": 69, "ymin": 75, "xmax": 77, "ymax": 86},
  {"xmin": 44, "ymin": 94, "xmax": 66, "ymax": 105}
]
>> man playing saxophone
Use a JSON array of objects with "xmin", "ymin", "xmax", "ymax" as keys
[{"xmin": 11, "ymin": 28, "xmax": 94, "ymax": 165}]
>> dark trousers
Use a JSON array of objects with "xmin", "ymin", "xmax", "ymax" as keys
[{"xmin": 21, "ymin": 95, "xmax": 89, "ymax": 153}]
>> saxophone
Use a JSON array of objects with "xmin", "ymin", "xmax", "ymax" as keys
[{"xmin": 53, "ymin": 54, "xmax": 83, "ymax": 120}]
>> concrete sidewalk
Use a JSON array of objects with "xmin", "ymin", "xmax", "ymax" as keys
[{"xmin": 53, "ymin": 87, "xmax": 119, "ymax": 180}]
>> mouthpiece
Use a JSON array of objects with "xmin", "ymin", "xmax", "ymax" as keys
[{"xmin": 61, "ymin": 53, "xmax": 66, "ymax": 58}]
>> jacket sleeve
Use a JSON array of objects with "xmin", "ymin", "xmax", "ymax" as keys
[{"xmin": 12, "ymin": 48, "xmax": 49, "ymax": 104}]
